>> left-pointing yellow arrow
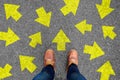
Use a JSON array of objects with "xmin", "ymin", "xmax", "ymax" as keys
[
  {"xmin": 0, "ymin": 64, "xmax": 12, "ymax": 79},
  {"xmin": 75, "ymin": 20, "xmax": 92, "ymax": 35},
  {"xmin": 0, "ymin": 27, "xmax": 20, "ymax": 46},
  {"xmin": 52, "ymin": 29, "xmax": 71, "ymax": 51},
  {"xmin": 4, "ymin": 4, "xmax": 22, "ymax": 21},
  {"xmin": 19, "ymin": 55, "xmax": 37, "ymax": 73},
  {"xmin": 60, "ymin": 0, "xmax": 80, "ymax": 16}
]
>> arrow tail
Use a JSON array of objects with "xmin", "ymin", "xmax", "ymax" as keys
[
  {"xmin": 102, "ymin": 0, "xmax": 111, "ymax": 7},
  {"xmin": 57, "ymin": 43, "xmax": 66, "ymax": 51},
  {"xmin": 100, "ymin": 74, "xmax": 110, "ymax": 80},
  {"xmin": 29, "ymin": 40, "xmax": 37, "ymax": 48},
  {"xmin": 84, "ymin": 45, "xmax": 92, "ymax": 54},
  {"xmin": 27, "ymin": 62, "xmax": 37, "ymax": 73},
  {"xmin": 13, "ymin": 11, "xmax": 22, "ymax": 21},
  {"xmin": 110, "ymin": 31, "xmax": 117, "ymax": 40},
  {"xmin": 60, "ymin": 6, "xmax": 70, "ymax": 16},
  {"xmin": 0, "ymin": 32, "xmax": 7, "ymax": 40}
]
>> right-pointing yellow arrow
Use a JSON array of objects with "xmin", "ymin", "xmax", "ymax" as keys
[
  {"xmin": 4, "ymin": 4, "xmax": 22, "ymax": 21},
  {"xmin": 52, "ymin": 29, "xmax": 71, "ymax": 51},
  {"xmin": 84, "ymin": 41, "xmax": 105, "ymax": 60},
  {"xmin": 97, "ymin": 61, "xmax": 115, "ymax": 80},
  {"xmin": 102, "ymin": 26, "xmax": 117, "ymax": 40},
  {"xmin": 19, "ymin": 55, "xmax": 37, "ymax": 73},
  {"xmin": 0, "ymin": 27, "xmax": 20, "ymax": 46}
]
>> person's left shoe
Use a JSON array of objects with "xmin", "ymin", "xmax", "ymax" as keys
[{"xmin": 44, "ymin": 49, "xmax": 55, "ymax": 69}]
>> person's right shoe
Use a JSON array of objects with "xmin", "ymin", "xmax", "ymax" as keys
[{"xmin": 67, "ymin": 49, "xmax": 78, "ymax": 70}]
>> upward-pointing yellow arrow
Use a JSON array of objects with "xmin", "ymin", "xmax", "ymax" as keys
[
  {"xmin": 75, "ymin": 20, "xmax": 92, "ymax": 35},
  {"xmin": 52, "ymin": 29, "xmax": 71, "ymax": 51},
  {"xmin": 60, "ymin": 0, "xmax": 80, "ymax": 16},
  {"xmin": 0, "ymin": 27, "xmax": 20, "ymax": 46},
  {"xmin": 97, "ymin": 61, "xmax": 115, "ymax": 80},
  {"xmin": 19, "ymin": 55, "xmax": 37, "ymax": 73},
  {"xmin": 102, "ymin": 26, "xmax": 117, "ymax": 40},
  {"xmin": 0, "ymin": 64, "xmax": 12, "ymax": 79},
  {"xmin": 4, "ymin": 4, "xmax": 22, "ymax": 21},
  {"xmin": 35, "ymin": 7, "xmax": 52, "ymax": 27},
  {"xmin": 84, "ymin": 41, "xmax": 105, "ymax": 60},
  {"xmin": 96, "ymin": 0, "xmax": 114, "ymax": 19}
]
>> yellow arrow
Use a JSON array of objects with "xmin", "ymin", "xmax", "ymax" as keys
[
  {"xmin": 75, "ymin": 20, "xmax": 92, "ymax": 35},
  {"xmin": 0, "ymin": 27, "xmax": 20, "ymax": 46},
  {"xmin": 4, "ymin": 4, "xmax": 22, "ymax": 21},
  {"xmin": 97, "ymin": 61, "xmax": 115, "ymax": 80},
  {"xmin": 102, "ymin": 26, "xmax": 117, "ymax": 40},
  {"xmin": 84, "ymin": 41, "xmax": 104, "ymax": 60},
  {"xmin": 96, "ymin": 0, "xmax": 114, "ymax": 19},
  {"xmin": 60, "ymin": 0, "xmax": 80, "ymax": 16},
  {"xmin": 52, "ymin": 29, "xmax": 71, "ymax": 51},
  {"xmin": 29, "ymin": 32, "xmax": 42, "ymax": 48},
  {"xmin": 0, "ymin": 64, "xmax": 12, "ymax": 79},
  {"xmin": 19, "ymin": 55, "xmax": 37, "ymax": 73},
  {"xmin": 35, "ymin": 7, "xmax": 52, "ymax": 27}
]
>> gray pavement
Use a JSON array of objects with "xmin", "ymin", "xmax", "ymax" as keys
[{"xmin": 0, "ymin": 0, "xmax": 120, "ymax": 80}]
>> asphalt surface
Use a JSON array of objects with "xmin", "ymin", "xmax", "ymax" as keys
[{"xmin": 0, "ymin": 0, "xmax": 120, "ymax": 80}]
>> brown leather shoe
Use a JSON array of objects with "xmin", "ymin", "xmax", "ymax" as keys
[
  {"xmin": 67, "ymin": 49, "xmax": 78, "ymax": 70},
  {"xmin": 44, "ymin": 49, "xmax": 55, "ymax": 68}
]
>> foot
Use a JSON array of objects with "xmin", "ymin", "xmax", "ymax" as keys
[
  {"xmin": 44, "ymin": 49, "xmax": 55, "ymax": 68},
  {"xmin": 67, "ymin": 49, "xmax": 78, "ymax": 68}
]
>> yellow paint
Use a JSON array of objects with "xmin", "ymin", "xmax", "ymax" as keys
[
  {"xmin": 96, "ymin": 0, "xmax": 114, "ymax": 19},
  {"xmin": 97, "ymin": 61, "xmax": 115, "ymax": 80},
  {"xmin": 0, "ymin": 27, "xmax": 20, "ymax": 46},
  {"xmin": 19, "ymin": 55, "xmax": 37, "ymax": 73},
  {"xmin": 84, "ymin": 41, "xmax": 104, "ymax": 60},
  {"xmin": 75, "ymin": 20, "xmax": 92, "ymax": 35},
  {"xmin": 52, "ymin": 29, "xmax": 71, "ymax": 51},
  {"xmin": 0, "ymin": 64, "xmax": 12, "ymax": 79},
  {"xmin": 60, "ymin": 0, "xmax": 80, "ymax": 16},
  {"xmin": 29, "ymin": 32, "xmax": 42, "ymax": 48},
  {"xmin": 102, "ymin": 26, "xmax": 117, "ymax": 40},
  {"xmin": 35, "ymin": 7, "xmax": 52, "ymax": 27},
  {"xmin": 4, "ymin": 4, "xmax": 22, "ymax": 21}
]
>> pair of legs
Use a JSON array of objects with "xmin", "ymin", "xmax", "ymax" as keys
[{"xmin": 33, "ymin": 49, "xmax": 86, "ymax": 80}]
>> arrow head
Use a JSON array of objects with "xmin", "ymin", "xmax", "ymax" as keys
[
  {"xmin": 35, "ymin": 7, "xmax": 52, "ymax": 27},
  {"xmin": 19, "ymin": 55, "xmax": 37, "ymax": 73},
  {"xmin": 5, "ymin": 27, "xmax": 20, "ymax": 46},
  {"xmin": 52, "ymin": 29, "xmax": 70, "ymax": 43}
]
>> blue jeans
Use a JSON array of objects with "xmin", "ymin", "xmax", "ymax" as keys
[{"xmin": 33, "ymin": 64, "xmax": 86, "ymax": 80}]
